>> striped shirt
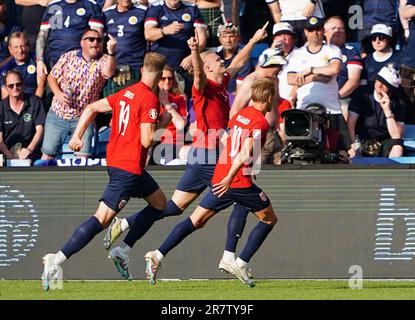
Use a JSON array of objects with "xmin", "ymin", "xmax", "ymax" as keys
[{"xmin": 50, "ymin": 49, "xmax": 108, "ymax": 120}]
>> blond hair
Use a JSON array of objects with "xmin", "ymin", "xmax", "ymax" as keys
[
  {"xmin": 8, "ymin": 32, "xmax": 29, "ymax": 47},
  {"xmin": 143, "ymin": 52, "xmax": 166, "ymax": 73},
  {"xmin": 251, "ymin": 78, "xmax": 276, "ymax": 103}
]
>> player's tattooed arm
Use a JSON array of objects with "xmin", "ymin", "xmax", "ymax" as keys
[{"xmin": 36, "ymin": 29, "xmax": 49, "ymax": 79}]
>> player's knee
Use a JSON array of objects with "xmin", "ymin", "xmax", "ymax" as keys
[
  {"xmin": 259, "ymin": 208, "xmax": 278, "ymax": 226},
  {"xmin": 95, "ymin": 214, "xmax": 112, "ymax": 229},
  {"xmin": 192, "ymin": 219, "xmax": 206, "ymax": 229}
]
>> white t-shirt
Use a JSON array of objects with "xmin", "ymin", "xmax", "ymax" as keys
[
  {"xmin": 266, "ymin": 0, "xmax": 324, "ymax": 21},
  {"xmin": 278, "ymin": 47, "xmax": 298, "ymax": 100},
  {"xmin": 286, "ymin": 44, "xmax": 342, "ymax": 114}
]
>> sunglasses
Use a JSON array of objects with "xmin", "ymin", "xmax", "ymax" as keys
[
  {"xmin": 82, "ymin": 36, "xmax": 103, "ymax": 43},
  {"xmin": 6, "ymin": 82, "xmax": 22, "ymax": 89},
  {"xmin": 161, "ymin": 76, "xmax": 174, "ymax": 81},
  {"xmin": 371, "ymin": 35, "xmax": 387, "ymax": 41}
]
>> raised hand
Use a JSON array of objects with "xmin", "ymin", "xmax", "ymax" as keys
[
  {"xmin": 251, "ymin": 21, "xmax": 269, "ymax": 43},
  {"xmin": 107, "ymin": 34, "xmax": 117, "ymax": 55}
]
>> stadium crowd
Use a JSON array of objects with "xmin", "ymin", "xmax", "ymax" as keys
[{"xmin": 1, "ymin": 0, "xmax": 415, "ymax": 166}]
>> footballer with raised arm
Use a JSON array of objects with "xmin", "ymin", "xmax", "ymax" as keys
[
  {"xmin": 104, "ymin": 23, "xmax": 269, "ymax": 281},
  {"xmin": 144, "ymin": 78, "xmax": 279, "ymax": 287}
]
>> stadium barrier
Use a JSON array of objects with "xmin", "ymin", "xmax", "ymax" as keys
[{"xmin": 1, "ymin": 165, "xmax": 415, "ymax": 280}]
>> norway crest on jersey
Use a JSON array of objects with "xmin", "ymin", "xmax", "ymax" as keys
[{"xmin": 259, "ymin": 192, "xmax": 268, "ymax": 202}]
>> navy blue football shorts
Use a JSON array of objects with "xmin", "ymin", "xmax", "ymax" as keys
[
  {"xmin": 100, "ymin": 167, "xmax": 160, "ymax": 212},
  {"xmin": 199, "ymin": 184, "xmax": 271, "ymax": 213},
  {"xmin": 176, "ymin": 147, "xmax": 219, "ymax": 193}
]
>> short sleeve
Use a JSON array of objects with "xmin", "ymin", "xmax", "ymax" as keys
[
  {"xmin": 106, "ymin": 89, "xmax": 121, "ymax": 109},
  {"xmin": 285, "ymin": 50, "xmax": 301, "ymax": 73},
  {"xmin": 347, "ymin": 47, "xmax": 363, "ymax": 69},
  {"xmin": 144, "ymin": 5, "xmax": 160, "ymax": 28},
  {"xmin": 88, "ymin": 2, "xmax": 105, "ymax": 29},
  {"xmin": 329, "ymin": 45, "xmax": 342, "ymax": 62},
  {"xmin": 40, "ymin": 5, "xmax": 54, "ymax": 30},
  {"xmin": 50, "ymin": 52, "xmax": 68, "ymax": 78},
  {"xmin": 250, "ymin": 119, "xmax": 269, "ymax": 140},
  {"xmin": 140, "ymin": 94, "xmax": 160, "ymax": 124},
  {"xmin": 193, "ymin": 7, "xmax": 207, "ymax": 29}
]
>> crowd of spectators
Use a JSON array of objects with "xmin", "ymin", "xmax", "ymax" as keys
[{"xmin": 1, "ymin": 0, "xmax": 415, "ymax": 166}]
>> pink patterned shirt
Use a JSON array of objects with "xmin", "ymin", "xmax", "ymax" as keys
[{"xmin": 50, "ymin": 49, "xmax": 109, "ymax": 120}]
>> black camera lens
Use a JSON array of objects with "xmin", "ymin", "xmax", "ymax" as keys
[{"xmin": 285, "ymin": 113, "xmax": 311, "ymax": 136}]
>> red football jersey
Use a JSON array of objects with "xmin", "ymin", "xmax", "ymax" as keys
[
  {"xmin": 105, "ymin": 82, "xmax": 159, "ymax": 175},
  {"xmin": 192, "ymin": 73, "xmax": 231, "ymax": 149},
  {"xmin": 159, "ymin": 94, "xmax": 188, "ymax": 146},
  {"xmin": 212, "ymin": 106, "xmax": 269, "ymax": 188}
]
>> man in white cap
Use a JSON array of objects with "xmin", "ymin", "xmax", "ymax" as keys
[
  {"xmin": 230, "ymin": 47, "xmax": 287, "ymax": 164},
  {"xmin": 286, "ymin": 16, "xmax": 348, "ymax": 147},
  {"xmin": 362, "ymin": 23, "xmax": 400, "ymax": 89},
  {"xmin": 271, "ymin": 22, "xmax": 297, "ymax": 105},
  {"xmin": 348, "ymin": 66, "xmax": 407, "ymax": 158}
]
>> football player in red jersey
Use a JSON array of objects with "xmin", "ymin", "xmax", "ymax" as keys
[
  {"xmin": 103, "ymin": 23, "xmax": 269, "ymax": 283},
  {"xmin": 144, "ymin": 78, "xmax": 278, "ymax": 287},
  {"xmin": 40, "ymin": 52, "xmax": 171, "ymax": 290}
]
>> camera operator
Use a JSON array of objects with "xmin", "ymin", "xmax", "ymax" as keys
[{"xmin": 348, "ymin": 66, "xmax": 407, "ymax": 158}]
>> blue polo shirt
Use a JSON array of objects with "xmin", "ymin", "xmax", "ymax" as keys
[
  {"xmin": 104, "ymin": 4, "xmax": 147, "ymax": 68},
  {"xmin": 40, "ymin": 0, "xmax": 104, "ymax": 67},
  {"xmin": 0, "ymin": 54, "xmax": 38, "ymax": 96},
  {"xmin": 349, "ymin": 86, "xmax": 406, "ymax": 140},
  {"xmin": 144, "ymin": 2, "xmax": 206, "ymax": 70}
]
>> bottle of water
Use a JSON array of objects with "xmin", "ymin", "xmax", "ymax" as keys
[{"xmin": 354, "ymin": 135, "xmax": 362, "ymax": 157}]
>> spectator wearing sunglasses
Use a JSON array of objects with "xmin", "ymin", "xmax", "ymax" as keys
[
  {"xmin": 0, "ymin": 70, "xmax": 45, "ymax": 162},
  {"xmin": 0, "ymin": 32, "xmax": 45, "ymax": 99},
  {"xmin": 39, "ymin": 28, "xmax": 116, "ymax": 161},
  {"xmin": 36, "ymin": 0, "xmax": 105, "ymax": 81},
  {"xmin": 362, "ymin": 24, "xmax": 401, "ymax": 90}
]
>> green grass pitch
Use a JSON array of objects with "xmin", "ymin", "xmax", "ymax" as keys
[{"xmin": 1, "ymin": 279, "xmax": 415, "ymax": 300}]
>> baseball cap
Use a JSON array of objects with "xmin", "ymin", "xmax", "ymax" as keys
[
  {"xmin": 304, "ymin": 16, "xmax": 325, "ymax": 30},
  {"xmin": 375, "ymin": 65, "xmax": 401, "ymax": 91},
  {"xmin": 272, "ymin": 22, "xmax": 294, "ymax": 36},
  {"xmin": 370, "ymin": 24, "xmax": 392, "ymax": 38},
  {"xmin": 258, "ymin": 48, "xmax": 287, "ymax": 68}
]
